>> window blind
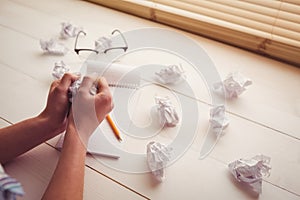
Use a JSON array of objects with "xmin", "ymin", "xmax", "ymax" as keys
[{"xmin": 85, "ymin": 0, "xmax": 300, "ymax": 66}]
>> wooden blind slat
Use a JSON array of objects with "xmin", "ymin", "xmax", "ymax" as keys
[
  {"xmin": 85, "ymin": 0, "xmax": 300, "ymax": 66},
  {"xmin": 154, "ymin": 0, "xmax": 275, "ymax": 33},
  {"xmin": 283, "ymin": 0, "xmax": 300, "ymax": 6}
]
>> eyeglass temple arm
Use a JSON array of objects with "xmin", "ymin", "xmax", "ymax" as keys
[
  {"xmin": 74, "ymin": 30, "xmax": 99, "ymax": 54},
  {"xmin": 104, "ymin": 29, "xmax": 128, "ymax": 54}
]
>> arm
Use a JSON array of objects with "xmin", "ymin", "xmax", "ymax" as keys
[
  {"xmin": 41, "ymin": 121, "xmax": 86, "ymax": 200},
  {"xmin": 42, "ymin": 76, "xmax": 113, "ymax": 200},
  {"xmin": 0, "ymin": 73, "xmax": 78, "ymax": 164}
]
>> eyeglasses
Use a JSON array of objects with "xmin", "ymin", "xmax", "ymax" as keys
[{"xmin": 74, "ymin": 29, "xmax": 128, "ymax": 55}]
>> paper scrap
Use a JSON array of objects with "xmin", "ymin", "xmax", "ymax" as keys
[
  {"xmin": 52, "ymin": 61, "xmax": 70, "ymax": 80},
  {"xmin": 40, "ymin": 39, "xmax": 68, "ymax": 55},
  {"xmin": 147, "ymin": 141, "xmax": 172, "ymax": 182},
  {"xmin": 209, "ymin": 105, "xmax": 229, "ymax": 136},
  {"xmin": 69, "ymin": 79, "xmax": 81, "ymax": 102},
  {"xmin": 60, "ymin": 22, "xmax": 82, "ymax": 39},
  {"xmin": 213, "ymin": 72, "xmax": 252, "ymax": 98},
  {"xmin": 228, "ymin": 154, "xmax": 271, "ymax": 194},
  {"xmin": 155, "ymin": 96, "xmax": 179, "ymax": 127},
  {"xmin": 89, "ymin": 84, "xmax": 98, "ymax": 96},
  {"xmin": 0, "ymin": 165, "xmax": 24, "ymax": 200},
  {"xmin": 68, "ymin": 78, "xmax": 97, "ymax": 102},
  {"xmin": 52, "ymin": 66, "xmax": 97, "ymax": 102},
  {"xmin": 95, "ymin": 36, "xmax": 112, "ymax": 52},
  {"xmin": 155, "ymin": 64, "xmax": 185, "ymax": 84},
  {"xmin": 51, "ymin": 64, "xmax": 84, "ymax": 101}
]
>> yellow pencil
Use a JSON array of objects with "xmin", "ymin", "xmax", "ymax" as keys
[{"xmin": 106, "ymin": 114, "xmax": 122, "ymax": 141}]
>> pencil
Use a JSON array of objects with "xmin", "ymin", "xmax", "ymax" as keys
[{"xmin": 106, "ymin": 114, "xmax": 122, "ymax": 141}]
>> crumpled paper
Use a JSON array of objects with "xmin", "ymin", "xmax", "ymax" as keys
[
  {"xmin": 155, "ymin": 96, "xmax": 179, "ymax": 127},
  {"xmin": 95, "ymin": 36, "xmax": 112, "ymax": 52},
  {"xmin": 209, "ymin": 105, "xmax": 230, "ymax": 136},
  {"xmin": 147, "ymin": 141, "xmax": 172, "ymax": 182},
  {"xmin": 68, "ymin": 77, "xmax": 97, "ymax": 102},
  {"xmin": 52, "ymin": 61, "xmax": 70, "ymax": 80},
  {"xmin": 228, "ymin": 154, "xmax": 271, "ymax": 194},
  {"xmin": 60, "ymin": 22, "xmax": 82, "ymax": 39},
  {"xmin": 155, "ymin": 64, "xmax": 185, "ymax": 84},
  {"xmin": 40, "ymin": 39, "xmax": 68, "ymax": 55},
  {"xmin": 0, "ymin": 165, "xmax": 24, "ymax": 200},
  {"xmin": 52, "ymin": 67, "xmax": 97, "ymax": 102},
  {"xmin": 69, "ymin": 79, "xmax": 82, "ymax": 102},
  {"xmin": 213, "ymin": 72, "xmax": 252, "ymax": 98}
]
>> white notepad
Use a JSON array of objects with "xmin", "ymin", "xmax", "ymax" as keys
[
  {"xmin": 56, "ymin": 61, "xmax": 140, "ymax": 159},
  {"xmin": 55, "ymin": 124, "xmax": 121, "ymax": 159}
]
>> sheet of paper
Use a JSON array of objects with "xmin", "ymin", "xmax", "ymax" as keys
[
  {"xmin": 84, "ymin": 60, "xmax": 140, "ymax": 89},
  {"xmin": 55, "ymin": 124, "xmax": 120, "ymax": 159}
]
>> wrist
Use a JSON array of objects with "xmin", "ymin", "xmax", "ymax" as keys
[
  {"xmin": 66, "ymin": 116, "xmax": 90, "ymax": 148},
  {"xmin": 37, "ymin": 113, "xmax": 66, "ymax": 138}
]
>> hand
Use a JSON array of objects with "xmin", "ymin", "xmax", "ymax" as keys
[
  {"xmin": 39, "ymin": 73, "xmax": 79, "ymax": 135},
  {"xmin": 68, "ymin": 75, "xmax": 113, "ymax": 146}
]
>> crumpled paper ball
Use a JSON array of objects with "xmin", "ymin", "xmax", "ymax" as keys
[
  {"xmin": 209, "ymin": 105, "xmax": 230, "ymax": 136},
  {"xmin": 155, "ymin": 96, "xmax": 179, "ymax": 127},
  {"xmin": 60, "ymin": 22, "xmax": 83, "ymax": 39},
  {"xmin": 95, "ymin": 36, "xmax": 112, "ymax": 52},
  {"xmin": 52, "ymin": 61, "xmax": 70, "ymax": 80},
  {"xmin": 155, "ymin": 64, "xmax": 185, "ymax": 84},
  {"xmin": 213, "ymin": 72, "xmax": 252, "ymax": 99},
  {"xmin": 40, "ymin": 39, "xmax": 68, "ymax": 55},
  {"xmin": 68, "ymin": 79, "xmax": 82, "ymax": 102},
  {"xmin": 228, "ymin": 154, "xmax": 271, "ymax": 194},
  {"xmin": 147, "ymin": 141, "xmax": 172, "ymax": 182}
]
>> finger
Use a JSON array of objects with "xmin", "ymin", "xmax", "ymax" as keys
[
  {"xmin": 80, "ymin": 73, "xmax": 98, "ymax": 91},
  {"xmin": 60, "ymin": 73, "xmax": 80, "ymax": 90},
  {"xmin": 97, "ymin": 77, "xmax": 110, "ymax": 95},
  {"xmin": 49, "ymin": 80, "xmax": 59, "ymax": 93}
]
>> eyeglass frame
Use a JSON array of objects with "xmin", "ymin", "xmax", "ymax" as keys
[{"xmin": 74, "ymin": 29, "xmax": 128, "ymax": 55}]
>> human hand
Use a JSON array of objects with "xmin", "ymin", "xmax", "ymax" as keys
[
  {"xmin": 39, "ymin": 73, "xmax": 79, "ymax": 135},
  {"xmin": 68, "ymin": 75, "xmax": 113, "ymax": 146}
]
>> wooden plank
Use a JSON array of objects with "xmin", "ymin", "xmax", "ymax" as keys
[
  {"xmin": 0, "ymin": 0, "xmax": 299, "ymax": 199},
  {"xmin": 212, "ymin": 50, "xmax": 300, "ymax": 139},
  {"xmin": 0, "ymin": 24, "xmax": 297, "ymax": 199},
  {"xmin": 0, "ymin": 118, "xmax": 11, "ymax": 128},
  {"xmin": 2, "ymin": 0, "xmax": 161, "ymax": 40},
  {"xmin": 1, "ymin": 0, "xmax": 299, "ymax": 141},
  {"xmin": 0, "ymin": 118, "xmax": 146, "ymax": 200},
  {"xmin": 2, "ymin": 142, "xmax": 146, "ymax": 200},
  {"xmin": 48, "ymin": 102, "xmax": 300, "ymax": 198},
  {"xmin": 84, "ymin": 147, "xmax": 300, "ymax": 200},
  {"xmin": 0, "ymin": 62, "xmax": 48, "ymax": 123}
]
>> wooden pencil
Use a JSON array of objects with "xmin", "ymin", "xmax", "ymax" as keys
[{"xmin": 106, "ymin": 114, "xmax": 122, "ymax": 141}]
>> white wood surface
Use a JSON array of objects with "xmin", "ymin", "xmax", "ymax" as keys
[
  {"xmin": 0, "ymin": 120, "xmax": 146, "ymax": 200},
  {"xmin": 0, "ymin": 0, "xmax": 299, "ymax": 199}
]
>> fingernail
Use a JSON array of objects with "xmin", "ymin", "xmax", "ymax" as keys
[
  {"xmin": 90, "ymin": 72, "xmax": 99, "ymax": 79},
  {"xmin": 73, "ymin": 72, "xmax": 81, "ymax": 77},
  {"xmin": 100, "ymin": 77, "xmax": 107, "ymax": 83}
]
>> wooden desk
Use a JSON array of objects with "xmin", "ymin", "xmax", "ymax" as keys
[{"xmin": 0, "ymin": 0, "xmax": 299, "ymax": 199}]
